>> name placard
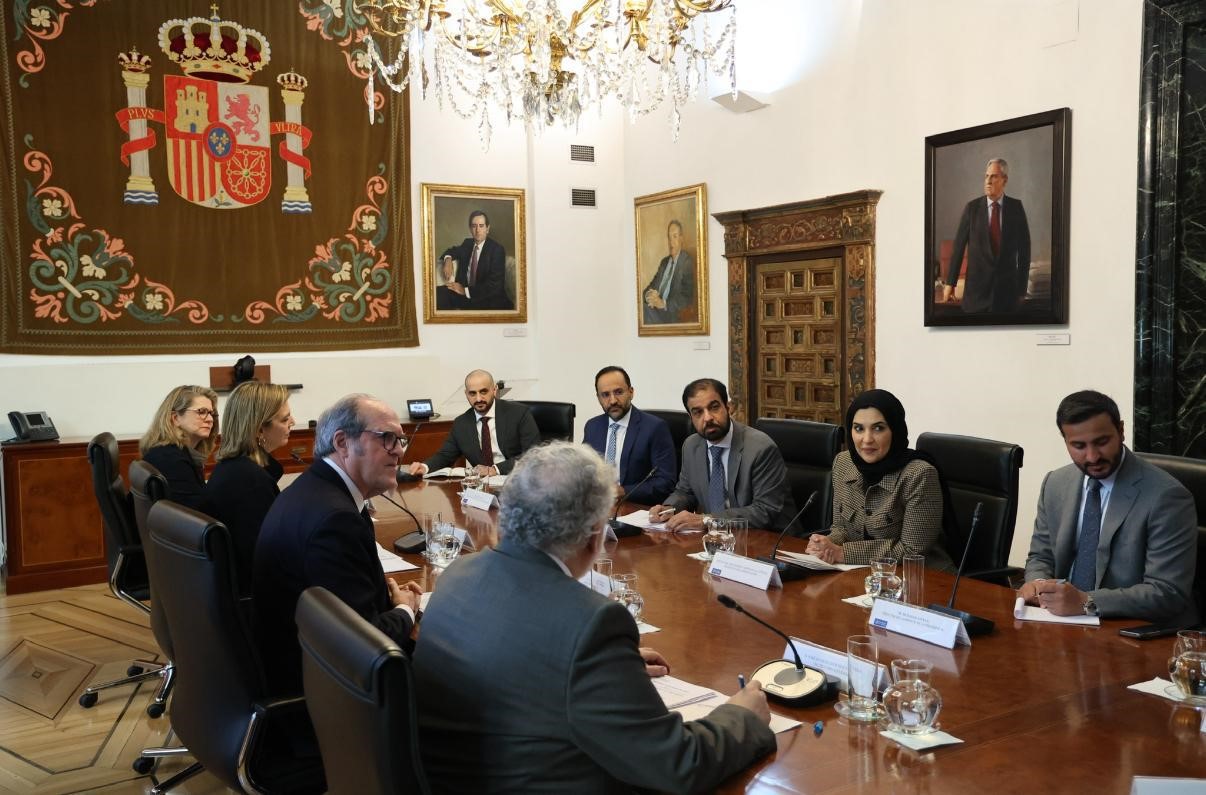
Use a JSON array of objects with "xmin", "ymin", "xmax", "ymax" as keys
[
  {"xmin": 452, "ymin": 526, "xmax": 475, "ymax": 550},
  {"xmin": 783, "ymin": 637, "xmax": 889, "ymax": 691},
  {"xmin": 869, "ymin": 599, "xmax": 970, "ymax": 649},
  {"xmin": 708, "ymin": 552, "xmax": 782, "ymax": 590},
  {"xmin": 460, "ymin": 488, "xmax": 498, "ymax": 511}
]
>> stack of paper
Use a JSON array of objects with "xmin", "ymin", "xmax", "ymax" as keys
[
  {"xmin": 1012, "ymin": 596, "xmax": 1101, "ymax": 626},
  {"xmin": 424, "ymin": 466, "xmax": 467, "ymax": 478},
  {"xmin": 616, "ymin": 509, "xmax": 668, "ymax": 532},
  {"xmin": 653, "ymin": 675, "xmax": 801, "ymax": 734},
  {"xmin": 775, "ymin": 550, "xmax": 867, "ymax": 572},
  {"xmin": 376, "ymin": 543, "xmax": 420, "ymax": 573}
]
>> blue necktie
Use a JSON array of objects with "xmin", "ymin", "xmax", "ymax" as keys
[
  {"xmin": 605, "ymin": 422, "xmax": 619, "ymax": 466},
  {"xmin": 708, "ymin": 446, "xmax": 726, "ymax": 514},
  {"xmin": 1071, "ymin": 479, "xmax": 1102, "ymax": 592}
]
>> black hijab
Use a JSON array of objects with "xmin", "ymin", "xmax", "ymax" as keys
[{"xmin": 844, "ymin": 389, "xmax": 916, "ymax": 486}]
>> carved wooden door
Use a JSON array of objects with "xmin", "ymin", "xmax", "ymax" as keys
[{"xmin": 753, "ymin": 255, "xmax": 843, "ymax": 423}]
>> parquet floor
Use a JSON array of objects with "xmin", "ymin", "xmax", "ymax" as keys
[{"xmin": 0, "ymin": 583, "xmax": 237, "ymax": 795}]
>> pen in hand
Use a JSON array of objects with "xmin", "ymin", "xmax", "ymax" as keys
[
  {"xmin": 656, "ymin": 508, "xmax": 675, "ymax": 519},
  {"xmin": 738, "ymin": 674, "xmax": 746, "ymax": 689}
]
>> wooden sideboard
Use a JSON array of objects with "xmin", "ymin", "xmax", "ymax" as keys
[{"xmin": 0, "ymin": 421, "xmax": 452, "ymax": 594}]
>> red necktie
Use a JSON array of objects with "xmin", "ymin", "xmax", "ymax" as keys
[
  {"xmin": 468, "ymin": 245, "xmax": 480, "ymax": 286},
  {"xmin": 989, "ymin": 201, "xmax": 1001, "ymax": 257},
  {"xmin": 480, "ymin": 416, "xmax": 494, "ymax": 467}
]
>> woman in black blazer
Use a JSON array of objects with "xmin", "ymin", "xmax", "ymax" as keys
[
  {"xmin": 139, "ymin": 385, "xmax": 220, "ymax": 513},
  {"xmin": 205, "ymin": 381, "xmax": 295, "ymax": 595}
]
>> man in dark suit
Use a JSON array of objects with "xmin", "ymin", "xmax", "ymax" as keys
[
  {"xmin": 1019, "ymin": 390, "xmax": 1198, "ymax": 624},
  {"xmin": 413, "ymin": 442, "xmax": 775, "ymax": 793},
  {"xmin": 582, "ymin": 365, "xmax": 677, "ymax": 505},
  {"xmin": 942, "ymin": 158, "xmax": 1031, "ymax": 313},
  {"xmin": 407, "ymin": 369, "xmax": 540, "ymax": 477},
  {"xmin": 254, "ymin": 394, "xmax": 422, "ymax": 697},
  {"xmin": 650, "ymin": 378, "xmax": 795, "ymax": 532},
  {"xmin": 643, "ymin": 219, "xmax": 697, "ymax": 325},
  {"xmin": 436, "ymin": 209, "xmax": 512, "ymax": 311}
]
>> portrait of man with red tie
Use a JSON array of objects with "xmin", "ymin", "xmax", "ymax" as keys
[
  {"xmin": 941, "ymin": 157, "xmax": 1032, "ymax": 314},
  {"xmin": 436, "ymin": 209, "xmax": 513, "ymax": 311}
]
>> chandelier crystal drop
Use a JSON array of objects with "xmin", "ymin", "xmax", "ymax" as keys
[{"xmin": 356, "ymin": 0, "xmax": 737, "ymax": 147}]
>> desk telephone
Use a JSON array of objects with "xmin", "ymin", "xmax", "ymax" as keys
[{"xmin": 7, "ymin": 410, "xmax": 59, "ymax": 442}]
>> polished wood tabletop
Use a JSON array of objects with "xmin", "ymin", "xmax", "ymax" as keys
[{"xmin": 369, "ymin": 478, "xmax": 1206, "ymax": 794}]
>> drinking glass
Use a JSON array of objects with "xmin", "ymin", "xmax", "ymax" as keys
[
  {"xmin": 591, "ymin": 557, "xmax": 614, "ymax": 594},
  {"xmin": 843, "ymin": 634, "xmax": 882, "ymax": 721},
  {"xmin": 1170, "ymin": 651, "xmax": 1206, "ymax": 703},
  {"xmin": 615, "ymin": 588, "xmax": 645, "ymax": 622},
  {"xmin": 727, "ymin": 518, "xmax": 749, "ymax": 557},
  {"xmin": 461, "ymin": 471, "xmax": 482, "ymax": 491},
  {"xmin": 865, "ymin": 556, "xmax": 899, "ymax": 597},
  {"xmin": 902, "ymin": 554, "xmax": 925, "ymax": 605},
  {"xmin": 419, "ymin": 513, "xmax": 440, "ymax": 561},
  {"xmin": 430, "ymin": 534, "xmax": 463, "ymax": 569},
  {"xmin": 610, "ymin": 572, "xmax": 638, "ymax": 597},
  {"xmin": 883, "ymin": 659, "xmax": 942, "ymax": 734},
  {"xmin": 702, "ymin": 518, "xmax": 735, "ymax": 560}
]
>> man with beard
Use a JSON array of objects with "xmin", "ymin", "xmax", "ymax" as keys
[
  {"xmin": 582, "ymin": 366, "xmax": 677, "ymax": 505},
  {"xmin": 407, "ymin": 369, "xmax": 540, "ymax": 477},
  {"xmin": 1019, "ymin": 390, "xmax": 1198, "ymax": 624},
  {"xmin": 649, "ymin": 378, "xmax": 794, "ymax": 532}
]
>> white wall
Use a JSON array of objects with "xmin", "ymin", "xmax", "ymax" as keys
[{"xmin": 1, "ymin": 0, "xmax": 1144, "ymax": 566}]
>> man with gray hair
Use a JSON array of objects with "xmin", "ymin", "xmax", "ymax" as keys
[
  {"xmin": 941, "ymin": 157, "xmax": 1031, "ymax": 313},
  {"xmin": 254, "ymin": 393, "xmax": 422, "ymax": 697},
  {"xmin": 414, "ymin": 442, "xmax": 775, "ymax": 793}
]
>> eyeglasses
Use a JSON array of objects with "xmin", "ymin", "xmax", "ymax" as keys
[
  {"xmin": 180, "ymin": 408, "xmax": 218, "ymax": 419},
  {"xmin": 364, "ymin": 429, "xmax": 403, "ymax": 452}
]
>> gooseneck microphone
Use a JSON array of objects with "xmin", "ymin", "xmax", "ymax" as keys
[
  {"xmin": 395, "ymin": 422, "xmax": 425, "ymax": 483},
  {"xmin": 390, "ymin": 423, "xmax": 429, "ymax": 553},
  {"xmin": 927, "ymin": 502, "xmax": 995, "ymax": 636},
  {"xmin": 756, "ymin": 491, "xmax": 818, "ymax": 582},
  {"xmin": 716, "ymin": 595, "xmax": 834, "ymax": 706},
  {"xmin": 608, "ymin": 468, "xmax": 657, "ymax": 538}
]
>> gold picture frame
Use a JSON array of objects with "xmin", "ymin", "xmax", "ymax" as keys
[
  {"xmin": 635, "ymin": 183, "xmax": 709, "ymax": 336},
  {"xmin": 422, "ymin": 183, "xmax": 527, "ymax": 324}
]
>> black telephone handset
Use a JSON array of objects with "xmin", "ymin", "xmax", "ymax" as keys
[{"xmin": 8, "ymin": 410, "xmax": 59, "ymax": 442}]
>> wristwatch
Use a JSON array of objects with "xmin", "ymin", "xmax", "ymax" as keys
[{"xmin": 1082, "ymin": 594, "xmax": 1099, "ymax": 617}]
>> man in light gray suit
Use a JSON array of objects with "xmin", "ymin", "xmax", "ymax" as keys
[
  {"xmin": 413, "ymin": 442, "xmax": 776, "ymax": 793},
  {"xmin": 1019, "ymin": 390, "xmax": 1198, "ymax": 624},
  {"xmin": 650, "ymin": 378, "xmax": 795, "ymax": 533}
]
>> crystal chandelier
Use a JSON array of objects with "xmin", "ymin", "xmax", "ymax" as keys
[{"xmin": 355, "ymin": 0, "xmax": 737, "ymax": 147}]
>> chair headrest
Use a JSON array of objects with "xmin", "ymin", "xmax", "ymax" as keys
[
  {"xmin": 297, "ymin": 587, "xmax": 404, "ymax": 695},
  {"xmin": 915, "ymin": 432, "xmax": 1023, "ymax": 492},
  {"xmin": 754, "ymin": 418, "xmax": 843, "ymax": 468}
]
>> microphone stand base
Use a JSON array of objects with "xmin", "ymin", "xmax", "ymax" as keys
[
  {"xmin": 749, "ymin": 660, "xmax": 836, "ymax": 707},
  {"xmin": 926, "ymin": 604, "xmax": 995, "ymax": 636},
  {"xmin": 755, "ymin": 557, "xmax": 809, "ymax": 582},
  {"xmin": 608, "ymin": 518, "xmax": 643, "ymax": 538},
  {"xmin": 394, "ymin": 531, "xmax": 426, "ymax": 554}
]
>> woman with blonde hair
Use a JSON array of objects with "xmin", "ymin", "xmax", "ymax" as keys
[
  {"xmin": 206, "ymin": 381, "xmax": 295, "ymax": 594},
  {"xmin": 139, "ymin": 385, "xmax": 219, "ymax": 512}
]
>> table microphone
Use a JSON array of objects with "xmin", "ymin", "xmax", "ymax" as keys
[
  {"xmin": 756, "ymin": 491, "xmax": 818, "ymax": 582},
  {"xmin": 390, "ymin": 422, "xmax": 428, "ymax": 552},
  {"xmin": 927, "ymin": 502, "xmax": 995, "ymax": 636},
  {"xmin": 608, "ymin": 468, "xmax": 657, "ymax": 538},
  {"xmin": 716, "ymin": 595, "xmax": 834, "ymax": 706}
]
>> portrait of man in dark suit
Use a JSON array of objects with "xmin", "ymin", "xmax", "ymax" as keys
[
  {"xmin": 941, "ymin": 158, "xmax": 1031, "ymax": 313},
  {"xmin": 642, "ymin": 219, "xmax": 697, "ymax": 325},
  {"xmin": 436, "ymin": 209, "xmax": 513, "ymax": 311}
]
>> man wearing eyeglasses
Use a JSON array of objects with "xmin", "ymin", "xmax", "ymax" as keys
[{"xmin": 254, "ymin": 393, "xmax": 423, "ymax": 697}]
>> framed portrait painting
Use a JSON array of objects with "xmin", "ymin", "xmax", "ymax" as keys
[
  {"xmin": 422, "ymin": 183, "xmax": 527, "ymax": 323},
  {"xmin": 635, "ymin": 183, "xmax": 709, "ymax": 336},
  {"xmin": 924, "ymin": 108, "xmax": 1071, "ymax": 327}
]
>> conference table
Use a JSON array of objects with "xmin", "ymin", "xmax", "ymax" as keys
[{"xmin": 369, "ymin": 478, "xmax": 1206, "ymax": 794}]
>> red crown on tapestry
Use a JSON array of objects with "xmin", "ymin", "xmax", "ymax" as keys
[{"xmin": 156, "ymin": 7, "xmax": 271, "ymax": 84}]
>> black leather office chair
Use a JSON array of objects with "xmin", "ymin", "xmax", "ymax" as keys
[
  {"xmin": 754, "ymin": 418, "xmax": 843, "ymax": 535},
  {"xmin": 138, "ymin": 500, "xmax": 325, "ymax": 794},
  {"xmin": 1137, "ymin": 452, "xmax": 1206, "ymax": 627},
  {"xmin": 518, "ymin": 400, "xmax": 576, "ymax": 443},
  {"xmin": 127, "ymin": 460, "xmax": 176, "ymax": 720},
  {"xmin": 915, "ymin": 432, "xmax": 1024, "ymax": 585},
  {"xmin": 645, "ymin": 409, "xmax": 692, "ymax": 479},
  {"xmin": 297, "ymin": 587, "xmax": 431, "ymax": 795},
  {"xmin": 79, "ymin": 433, "xmax": 169, "ymax": 710}
]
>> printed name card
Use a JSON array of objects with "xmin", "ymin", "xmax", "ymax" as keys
[
  {"xmin": 708, "ymin": 552, "xmax": 782, "ymax": 590},
  {"xmin": 460, "ymin": 488, "xmax": 498, "ymax": 510},
  {"xmin": 783, "ymin": 637, "xmax": 889, "ymax": 691},
  {"xmin": 452, "ymin": 526, "xmax": 475, "ymax": 550},
  {"xmin": 869, "ymin": 599, "xmax": 971, "ymax": 649}
]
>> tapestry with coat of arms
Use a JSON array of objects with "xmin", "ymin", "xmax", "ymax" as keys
[{"xmin": 0, "ymin": 1, "xmax": 417, "ymax": 353}]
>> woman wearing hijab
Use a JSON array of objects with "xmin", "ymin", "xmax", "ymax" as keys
[
  {"xmin": 806, "ymin": 389, "xmax": 955, "ymax": 571},
  {"xmin": 139, "ymin": 384, "xmax": 220, "ymax": 513},
  {"xmin": 206, "ymin": 380, "xmax": 295, "ymax": 595}
]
